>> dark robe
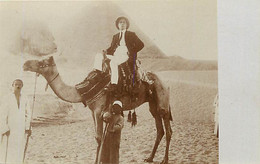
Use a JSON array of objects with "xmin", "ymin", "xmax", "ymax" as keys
[{"xmin": 100, "ymin": 114, "xmax": 124, "ymax": 164}]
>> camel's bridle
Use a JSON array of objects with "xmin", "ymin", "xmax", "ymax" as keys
[
  {"xmin": 48, "ymin": 72, "xmax": 60, "ymax": 84},
  {"xmin": 38, "ymin": 60, "xmax": 59, "ymax": 85},
  {"xmin": 39, "ymin": 62, "xmax": 56, "ymax": 68}
]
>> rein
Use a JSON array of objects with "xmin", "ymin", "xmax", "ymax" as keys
[
  {"xmin": 38, "ymin": 60, "xmax": 59, "ymax": 89},
  {"xmin": 48, "ymin": 73, "xmax": 59, "ymax": 84},
  {"xmin": 44, "ymin": 73, "xmax": 59, "ymax": 91},
  {"xmin": 38, "ymin": 60, "xmax": 58, "ymax": 84}
]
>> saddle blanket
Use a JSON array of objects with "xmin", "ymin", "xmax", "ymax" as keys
[
  {"xmin": 75, "ymin": 70, "xmax": 110, "ymax": 106},
  {"xmin": 75, "ymin": 60, "xmax": 154, "ymax": 106}
]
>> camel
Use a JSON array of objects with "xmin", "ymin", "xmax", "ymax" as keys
[{"xmin": 23, "ymin": 56, "xmax": 172, "ymax": 164}]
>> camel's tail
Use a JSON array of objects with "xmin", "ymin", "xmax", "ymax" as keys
[{"xmin": 169, "ymin": 105, "xmax": 173, "ymax": 121}]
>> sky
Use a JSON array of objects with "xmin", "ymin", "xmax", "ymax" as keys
[
  {"xmin": 0, "ymin": 0, "xmax": 217, "ymax": 61},
  {"xmin": 116, "ymin": 0, "xmax": 217, "ymax": 60}
]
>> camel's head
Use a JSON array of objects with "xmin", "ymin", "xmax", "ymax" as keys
[{"xmin": 23, "ymin": 56, "xmax": 56, "ymax": 75}]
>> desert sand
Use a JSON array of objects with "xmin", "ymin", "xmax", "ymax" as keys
[{"xmin": 23, "ymin": 71, "xmax": 218, "ymax": 164}]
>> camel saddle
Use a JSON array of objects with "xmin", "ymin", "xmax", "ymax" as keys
[
  {"xmin": 75, "ymin": 59, "xmax": 151, "ymax": 106},
  {"xmin": 75, "ymin": 70, "xmax": 110, "ymax": 106},
  {"xmin": 116, "ymin": 59, "xmax": 141, "ymax": 96}
]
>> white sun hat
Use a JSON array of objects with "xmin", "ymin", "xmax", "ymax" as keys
[{"xmin": 113, "ymin": 100, "xmax": 123, "ymax": 108}]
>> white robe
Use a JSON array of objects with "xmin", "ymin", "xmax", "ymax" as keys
[{"xmin": 0, "ymin": 93, "xmax": 31, "ymax": 163}]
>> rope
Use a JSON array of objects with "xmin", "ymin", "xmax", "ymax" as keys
[
  {"xmin": 45, "ymin": 73, "xmax": 59, "ymax": 91},
  {"xmin": 30, "ymin": 73, "xmax": 38, "ymax": 126},
  {"xmin": 48, "ymin": 73, "xmax": 59, "ymax": 84}
]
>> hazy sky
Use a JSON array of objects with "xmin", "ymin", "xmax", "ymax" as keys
[
  {"xmin": 116, "ymin": 0, "xmax": 217, "ymax": 60},
  {"xmin": 0, "ymin": 0, "xmax": 217, "ymax": 60}
]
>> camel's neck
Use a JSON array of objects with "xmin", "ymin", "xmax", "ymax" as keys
[{"xmin": 42, "ymin": 67, "xmax": 82, "ymax": 103}]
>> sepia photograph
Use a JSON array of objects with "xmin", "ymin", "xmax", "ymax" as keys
[{"xmin": 0, "ymin": 1, "xmax": 220, "ymax": 164}]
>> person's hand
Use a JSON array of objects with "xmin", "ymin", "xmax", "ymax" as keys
[
  {"xmin": 25, "ymin": 129, "xmax": 32, "ymax": 137},
  {"xmin": 103, "ymin": 112, "xmax": 112, "ymax": 123},
  {"xmin": 3, "ymin": 130, "xmax": 10, "ymax": 136}
]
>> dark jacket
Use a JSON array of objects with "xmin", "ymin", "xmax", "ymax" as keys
[{"xmin": 106, "ymin": 31, "xmax": 144, "ymax": 60}]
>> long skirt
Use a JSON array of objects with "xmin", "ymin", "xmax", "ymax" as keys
[{"xmin": 100, "ymin": 132, "xmax": 121, "ymax": 164}]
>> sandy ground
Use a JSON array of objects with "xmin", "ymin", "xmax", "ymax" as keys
[
  {"xmin": 25, "ymin": 104, "xmax": 218, "ymax": 164},
  {"xmin": 21, "ymin": 70, "xmax": 218, "ymax": 164}
]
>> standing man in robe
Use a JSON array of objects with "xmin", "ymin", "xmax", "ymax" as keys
[
  {"xmin": 93, "ymin": 16, "xmax": 144, "ymax": 91},
  {"xmin": 0, "ymin": 79, "xmax": 32, "ymax": 163},
  {"xmin": 100, "ymin": 100, "xmax": 124, "ymax": 164}
]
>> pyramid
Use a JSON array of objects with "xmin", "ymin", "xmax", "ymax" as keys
[{"xmin": 54, "ymin": 1, "xmax": 166, "ymax": 71}]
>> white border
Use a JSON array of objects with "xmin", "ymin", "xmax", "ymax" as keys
[{"xmin": 218, "ymin": 0, "xmax": 260, "ymax": 163}]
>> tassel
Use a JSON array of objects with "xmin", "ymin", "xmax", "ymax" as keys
[
  {"xmin": 127, "ymin": 111, "xmax": 132, "ymax": 122},
  {"xmin": 131, "ymin": 110, "xmax": 137, "ymax": 127}
]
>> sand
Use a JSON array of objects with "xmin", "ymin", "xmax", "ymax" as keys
[
  {"xmin": 23, "ymin": 71, "xmax": 218, "ymax": 164},
  {"xmin": 25, "ymin": 105, "xmax": 218, "ymax": 164}
]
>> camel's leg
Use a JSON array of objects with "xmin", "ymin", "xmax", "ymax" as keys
[
  {"xmin": 89, "ymin": 96, "xmax": 108, "ymax": 164},
  {"xmin": 92, "ymin": 109, "xmax": 104, "ymax": 164},
  {"xmin": 144, "ymin": 101, "xmax": 165, "ymax": 162},
  {"xmin": 160, "ymin": 116, "xmax": 172, "ymax": 164}
]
